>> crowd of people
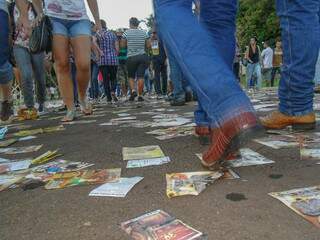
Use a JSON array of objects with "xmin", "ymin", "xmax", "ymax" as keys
[{"xmin": 0, "ymin": 0, "xmax": 319, "ymax": 168}]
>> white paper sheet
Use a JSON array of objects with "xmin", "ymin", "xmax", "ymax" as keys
[
  {"xmin": 126, "ymin": 157, "xmax": 171, "ymax": 168},
  {"xmin": 89, "ymin": 177, "xmax": 143, "ymax": 197}
]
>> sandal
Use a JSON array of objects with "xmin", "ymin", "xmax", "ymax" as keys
[
  {"xmin": 79, "ymin": 100, "xmax": 93, "ymax": 116},
  {"xmin": 61, "ymin": 109, "xmax": 76, "ymax": 122}
]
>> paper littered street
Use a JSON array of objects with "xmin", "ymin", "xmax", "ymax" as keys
[
  {"xmin": 121, "ymin": 210, "xmax": 207, "ymax": 240},
  {"xmin": 89, "ymin": 176, "xmax": 143, "ymax": 197},
  {"xmin": 127, "ymin": 157, "xmax": 171, "ymax": 169},
  {"xmin": 166, "ymin": 171, "xmax": 223, "ymax": 198},
  {"xmin": 0, "ymin": 159, "xmax": 32, "ymax": 174},
  {"xmin": 269, "ymin": 186, "xmax": 320, "ymax": 228},
  {"xmin": 226, "ymin": 148, "xmax": 274, "ymax": 167}
]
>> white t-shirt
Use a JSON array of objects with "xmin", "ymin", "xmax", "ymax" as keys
[
  {"xmin": 45, "ymin": 0, "xmax": 88, "ymax": 20},
  {"xmin": 261, "ymin": 47, "xmax": 273, "ymax": 69}
]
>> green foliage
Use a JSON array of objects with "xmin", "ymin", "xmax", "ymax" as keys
[
  {"xmin": 144, "ymin": 14, "xmax": 155, "ymax": 31},
  {"xmin": 237, "ymin": 0, "xmax": 280, "ymax": 50}
]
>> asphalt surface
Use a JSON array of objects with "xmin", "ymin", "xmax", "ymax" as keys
[{"xmin": 1, "ymin": 94, "xmax": 320, "ymax": 240}]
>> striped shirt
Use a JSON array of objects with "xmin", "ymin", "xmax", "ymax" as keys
[{"xmin": 123, "ymin": 29, "xmax": 148, "ymax": 58}]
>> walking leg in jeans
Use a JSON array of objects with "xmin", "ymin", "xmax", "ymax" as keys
[
  {"xmin": 13, "ymin": 47, "xmax": 35, "ymax": 109},
  {"xmin": 0, "ymin": 10, "xmax": 13, "ymax": 121},
  {"xmin": 167, "ymin": 50, "xmax": 185, "ymax": 105},
  {"xmin": 31, "ymin": 52, "xmax": 46, "ymax": 112},
  {"xmin": 255, "ymin": 63, "xmax": 262, "ymax": 89},
  {"xmin": 107, "ymin": 65, "xmax": 118, "ymax": 101},
  {"xmin": 100, "ymin": 66, "xmax": 112, "ymax": 102},
  {"xmin": 160, "ymin": 61, "xmax": 168, "ymax": 95},
  {"xmin": 194, "ymin": 0, "xmax": 238, "ymax": 144},
  {"xmin": 261, "ymin": 0, "xmax": 320, "ymax": 130},
  {"xmin": 153, "ymin": 60, "xmax": 162, "ymax": 95},
  {"xmin": 90, "ymin": 61, "xmax": 100, "ymax": 100},
  {"xmin": 154, "ymin": 0, "xmax": 261, "ymax": 167}
]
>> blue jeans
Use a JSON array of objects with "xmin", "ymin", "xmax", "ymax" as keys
[
  {"xmin": 0, "ymin": 10, "xmax": 12, "ymax": 85},
  {"xmin": 144, "ymin": 69, "xmax": 153, "ymax": 93},
  {"xmin": 246, "ymin": 63, "xmax": 262, "ymax": 89},
  {"xmin": 277, "ymin": 0, "xmax": 320, "ymax": 116},
  {"xmin": 167, "ymin": 50, "xmax": 185, "ymax": 99},
  {"xmin": 49, "ymin": 17, "xmax": 91, "ymax": 38},
  {"xmin": 90, "ymin": 61, "xmax": 100, "ymax": 99},
  {"xmin": 153, "ymin": 0, "xmax": 254, "ymax": 127},
  {"xmin": 13, "ymin": 46, "xmax": 46, "ymax": 108}
]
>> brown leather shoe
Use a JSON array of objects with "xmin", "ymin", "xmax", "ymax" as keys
[
  {"xmin": 260, "ymin": 111, "xmax": 316, "ymax": 130},
  {"xmin": 195, "ymin": 126, "xmax": 211, "ymax": 145},
  {"xmin": 202, "ymin": 112, "xmax": 264, "ymax": 168}
]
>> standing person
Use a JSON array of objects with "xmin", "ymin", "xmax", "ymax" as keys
[
  {"xmin": 32, "ymin": 0, "xmax": 102, "ymax": 122},
  {"xmin": 116, "ymin": 29, "xmax": 129, "ymax": 97},
  {"xmin": 261, "ymin": 0, "xmax": 319, "ymax": 130},
  {"xmin": 97, "ymin": 20, "xmax": 119, "ymax": 102},
  {"xmin": 0, "ymin": 0, "xmax": 14, "ymax": 122},
  {"xmin": 121, "ymin": 17, "xmax": 150, "ymax": 102},
  {"xmin": 151, "ymin": 30, "xmax": 167, "ymax": 97},
  {"xmin": 271, "ymin": 39, "xmax": 283, "ymax": 87},
  {"xmin": 153, "ymin": 0, "xmax": 262, "ymax": 168},
  {"xmin": 90, "ymin": 22, "xmax": 101, "ymax": 102},
  {"xmin": 261, "ymin": 40, "xmax": 273, "ymax": 87},
  {"xmin": 245, "ymin": 37, "xmax": 262, "ymax": 89},
  {"xmin": 233, "ymin": 41, "xmax": 241, "ymax": 81},
  {"xmin": 11, "ymin": 1, "xmax": 46, "ymax": 120}
]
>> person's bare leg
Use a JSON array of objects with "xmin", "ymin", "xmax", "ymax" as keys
[
  {"xmin": 71, "ymin": 36, "xmax": 91, "ymax": 114},
  {"xmin": 137, "ymin": 78, "xmax": 144, "ymax": 96},
  {"xmin": 0, "ymin": 83, "xmax": 11, "ymax": 101},
  {"xmin": 129, "ymin": 78, "xmax": 135, "ymax": 94},
  {"xmin": 52, "ymin": 35, "xmax": 74, "ymax": 111}
]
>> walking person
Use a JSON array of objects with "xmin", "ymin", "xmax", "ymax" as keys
[
  {"xmin": 261, "ymin": 0, "xmax": 319, "ymax": 130},
  {"xmin": 97, "ymin": 20, "xmax": 119, "ymax": 102},
  {"xmin": 151, "ymin": 30, "xmax": 167, "ymax": 97},
  {"xmin": 121, "ymin": 17, "xmax": 150, "ymax": 102},
  {"xmin": 116, "ymin": 29, "xmax": 129, "ymax": 97},
  {"xmin": 32, "ymin": 0, "xmax": 102, "ymax": 122},
  {"xmin": 153, "ymin": 0, "xmax": 262, "ymax": 168},
  {"xmin": 270, "ymin": 39, "xmax": 283, "ymax": 87},
  {"xmin": 261, "ymin": 40, "xmax": 273, "ymax": 87},
  {"xmin": 11, "ymin": 1, "xmax": 46, "ymax": 120},
  {"xmin": 90, "ymin": 22, "xmax": 101, "ymax": 102},
  {"xmin": 245, "ymin": 37, "xmax": 262, "ymax": 89}
]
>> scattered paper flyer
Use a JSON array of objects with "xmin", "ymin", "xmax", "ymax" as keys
[
  {"xmin": 121, "ymin": 210, "xmax": 207, "ymax": 240},
  {"xmin": 0, "ymin": 145, "xmax": 43, "ymax": 155},
  {"xmin": 300, "ymin": 142, "xmax": 320, "ymax": 160},
  {"xmin": 89, "ymin": 177, "xmax": 143, "ymax": 197},
  {"xmin": 227, "ymin": 148, "xmax": 274, "ymax": 167},
  {"xmin": 127, "ymin": 157, "xmax": 171, "ymax": 168},
  {"xmin": 255, "ymin": 136, "xmax": 298, "ymax": 149},
  {"xmin": 0, "ymin": 159, "xmax": 31, "ymax": 174},
  {"xmin": 117, "ymin": 113, "xmax": 131, "ymax": 117},
  {"xmin": 166, "ymin": 171, "xmax": 223, "ymax": 198},
  {"xmin": 123, "ymin": 145, "xmax": 165, "ymax": 161},
  {"xmin": 31, "ymin": 150, "xmax": 62, "ymax": 165},
  {"xmin": 32, "ymin": 160, "xmax": 94, "ymax": 173},
  {"xmin": 0, "ymin": 174, "xmax": 25, "ymax": 192},
  {"xmin": 0, "ymin": 126, "xmax": 8, "ymax": 140},
  {"xmin": 0, "ymin": 138, "xmax": 18, "ymax": 147},
  {"xmin": 151, "ymin": 117, "xmax": 191, "ymax": 127},
  {"xmin": 19, "ymin": 136, "xmax": 37, "ymax": 141},
  {"xmin": 269, "ymin": 186, "xmax": 320, "ymax": 228},
  {"xmin": 62, "ymin": 120, "xmax": 97, "ymax": 125},
  {"xmin": 45, "ymin": 168, "xmax": 121, "ymax": 190}
]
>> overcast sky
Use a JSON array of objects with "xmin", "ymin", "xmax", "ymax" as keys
[{"xmin": 86, "ymin": 0, "xmax": 153, "ymax": 30}]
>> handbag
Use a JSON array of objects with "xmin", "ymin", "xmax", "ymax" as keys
[{"xmin": 29, "ymin": 15, "xmax": 53, "ymax": 54}]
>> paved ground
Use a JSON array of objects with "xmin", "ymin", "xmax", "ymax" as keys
[{"xmin": 1, "ymin": 94, "xmax": 320, "ymax": 240}]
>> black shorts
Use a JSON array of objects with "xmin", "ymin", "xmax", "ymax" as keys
[{"xmin": 126, "ymin": 54, "xmax": 149, "ymax": 79}]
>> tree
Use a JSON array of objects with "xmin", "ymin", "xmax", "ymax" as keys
[
  {"xmin": 144, "ymin": 14, "xmax": 155, "ymax": 31},
  {"xmin": 237, "ymin": 0, "xmax": 280, "ymax": 50}
]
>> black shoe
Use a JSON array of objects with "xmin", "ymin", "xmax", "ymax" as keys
[
  {"xmin": 138, "ymin": 96, "xmax": 144, "ymax": 102},
  {"xmin": 1, "ymin": 101, "xmax": 13, "ymax": 121},
  {"xmin": 170, "ymin": 98, "xmax": 185, "ymax": 106},
  {"xmin": 38, "ymin": 103, "xmax": 44, "ymax": 113},
  {"xmin": 129, "ymin": 92, "xmax": 137, "ymax": 102},
  {"xmin": 185, "ymin": 92, "xmax": 193, "ymax": 102}
]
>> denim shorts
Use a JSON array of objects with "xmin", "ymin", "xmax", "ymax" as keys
[
  {"xmin": 49, "ymin": 17, "xmax": 91, "ymax": 38},
  {"xmin": 0, "ymin": 10, "xmax": 13, "ymax": 84}
]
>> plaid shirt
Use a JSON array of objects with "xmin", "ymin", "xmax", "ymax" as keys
[{"xmin": 97, "ymin": 29, "xmax": 119, "ymax": 66}]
